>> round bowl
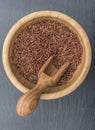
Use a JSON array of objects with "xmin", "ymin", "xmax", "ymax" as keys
[{"xmin": 2, "ymin": 11, "xmax": 92, "ymax": 100}]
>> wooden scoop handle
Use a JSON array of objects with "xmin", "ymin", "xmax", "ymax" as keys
[
  {"xmin": 16, "ymin": 87, "xmax": 41, "ymax": 116},
  {"xmin": 16, "ymin": 80, "xmax": 46, "ymax": 116}
]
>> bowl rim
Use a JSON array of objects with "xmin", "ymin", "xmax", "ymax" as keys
[{"xmin": 2, "ymin": 10, "xmax": 92, "ymax": 100}]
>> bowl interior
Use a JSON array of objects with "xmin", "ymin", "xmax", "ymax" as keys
[{"xmin": 8, "ymin": 16, "xmax": 85, "ymax": 95}]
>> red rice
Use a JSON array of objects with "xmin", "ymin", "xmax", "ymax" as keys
[{"xmin": 12, "ymin": 19, "xmax": 83, "ymax": 86}]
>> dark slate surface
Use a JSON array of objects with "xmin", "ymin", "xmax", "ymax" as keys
[{"xmin": 0, "ymin": 0, "xmax": 95, "ymax": 130}]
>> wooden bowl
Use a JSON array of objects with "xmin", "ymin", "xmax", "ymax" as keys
[{"xmin": 2, "ymin": 11, "xmax": 92, "ymax": 100}]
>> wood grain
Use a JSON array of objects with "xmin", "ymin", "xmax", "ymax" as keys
[
  {"xmin": 16, "ymin": 56, "xmax": 69, "ymax": 116},
  {"xmin": 0, "ymin": 0, "xmax": 95, "ymax": 130},
  {"xmin": 2, "ymin": 10, "xmax": 91, "ymax": 100}
]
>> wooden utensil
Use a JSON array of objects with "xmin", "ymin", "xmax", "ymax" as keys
[
  {"xmin": 3, "ymin": 11, "xmax": 92, "ymax": 101},
  {"xmin": 16, "ymin": 56, "xmax": 69, "ymax": 116}
]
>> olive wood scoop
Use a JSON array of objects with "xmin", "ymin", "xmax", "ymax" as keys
[{"xmin": 16, "ymin": 56, "xmax": 70, "ymax": 116}]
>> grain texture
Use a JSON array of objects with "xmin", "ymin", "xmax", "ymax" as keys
[{"xmin": 0, "ymin": 0, "xmax": 95, "ymax": 130}]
